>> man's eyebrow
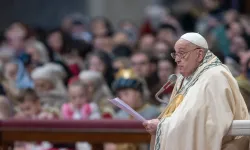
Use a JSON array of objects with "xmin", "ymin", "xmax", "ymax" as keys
[{"xmin": 177, "ymin": 49, "xmax": 185, "ymax": 53}]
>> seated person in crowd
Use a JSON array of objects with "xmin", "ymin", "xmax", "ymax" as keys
[
  {"xmin": 113, "ymin": 69, "xmax": 161, "ymax": 120},
  {"xmin": 61, "ymin": 81, "xmax": 101, "ymax": 150},
  {"xmin": 14, "ymin": 88, "xmax": 59, "ymax": 150},
  {"xmin": 79, "ymin": 70, "xmax": 114, "ymax": 118},
  {"xmin": 14, "ymin": 88, "xmax": 59, "ymax": 119},
  {"xmin": 151, "ymin": 56, "xmax": 176, "ymax": 108},
  {"xmin": 106, "ymin": 69, "xmax": 161, "ymax": 150},
  {"xmin": 61, "ymin": 81, "xmax": 101, "ymax": 120},
  {"xmin": 2, "ymin": 59, "xmax": 34, "ymax": 105},
  {"xmin": 31, "ymin": 63, "xmax": 68, "ymax": 110}
]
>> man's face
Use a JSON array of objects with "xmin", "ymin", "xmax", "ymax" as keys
[
  {"xmin": 173, "ymin": 39, "xmax": 203, "ymax": 77},
  {"xmin": 131, "ymin": 53, "xmax": 150, "ymax": 78},
  {"xmin": 34, "ymin": 79, "xmax": 54, "ymax": 93}
]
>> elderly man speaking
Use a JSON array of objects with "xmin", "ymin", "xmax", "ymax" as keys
[{"xmin": 143, "ymin": 33, "xmax": 249, "ymax": 150}]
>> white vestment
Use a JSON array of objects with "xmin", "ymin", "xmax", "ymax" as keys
[{"xmin": 152, "ymin": 51, "xmax": 249, "ymax": 150}]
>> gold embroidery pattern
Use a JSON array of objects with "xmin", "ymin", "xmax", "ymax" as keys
[{"xmin": 161, "ymin": 94, "xmax": 184, "ymax": 117}]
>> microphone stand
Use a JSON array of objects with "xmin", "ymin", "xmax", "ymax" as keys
[{"xmin": 155, "ymin": 82, "xmax": 174, "ymax": 104}]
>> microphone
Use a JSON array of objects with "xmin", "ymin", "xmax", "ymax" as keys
[{"xmin": 155, "ymin": 74, "xmax": 177, "ymax": 104}]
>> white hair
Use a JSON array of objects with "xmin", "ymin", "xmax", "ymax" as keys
[
  {"xmin": 26, "ymin": 40, "xmax": 49, "ymax": 63},
  {"xmin": 32, "ymin": 63, "xmax": 66, "ymax": 81},
  {"xmin": 79, "ymin": 70, "xmax": 112, "ymax": 102},
  {"xmin": 79, "ymin": 70, "xmax": 103, "ymax": 86},
  {"xmin": 31, "ymin": 63, "xmax": 67, "ymax": 95}
]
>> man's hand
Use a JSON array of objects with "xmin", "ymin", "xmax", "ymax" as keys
[{"xmin": 143, "ymin": 119, "xmax": 160, "ymax": 135}]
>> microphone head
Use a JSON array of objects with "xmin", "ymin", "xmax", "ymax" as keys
[
  {"xmin": 162, "ymin": 74, "xmax": 177, "ymax": 89},
  {"xmin": 168, "ymin": 74, "xmax": 177, "ymax": 84}
]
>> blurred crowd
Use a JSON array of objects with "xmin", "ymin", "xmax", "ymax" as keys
[{"xmin": 0, "ymin": 0, "xmax": 250, "ymax": 149}]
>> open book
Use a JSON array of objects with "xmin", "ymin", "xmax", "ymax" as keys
[{"xmin": 109, "ymin": 97, "xmax": 146, "ymax": 122}]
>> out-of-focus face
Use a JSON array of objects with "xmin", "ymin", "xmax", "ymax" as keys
[
  {"xmin": 203, "ymin": 0, "xmax": 218, "ymax": 10},
  {"xmin": 47, "ymin": 31, "xmax": 63, "ymax": 52},
  {"xmin": 91, "ymin": 20, "xmax": 107, "ymax": 37},
  {"xmin": 230, "ymin": 36, "xmax": 247, "ymax": 54},
  {"xmin": 26, "ymin": 46, "xmax": 40, "ymax": 63},
  {"xmin": 158, "ymin": 60, "xmax": 174, "ymax": 83},
  {"xmin": 173, "ymin": 39, "xmax": 204, "ymax": 77},
  {"xmin": 157, "ymin": 29, "xmax": 176, "ymax": 46},
  {"xmin": 119, "ymin": 21, "xmax": 134, "ymax": 30},
  {"xmin": 113, "ymin": 59, "xmax": 125, "ymax": 72},
  {"xmin": 224, "ymin": 9, "xmax": 238, "ymax": 24},
  {"xmin": 131, "ymin": 53, "xmax": 150, "ymax": 78},
  {"xmin": 113, "ymin": 32, "xmax": 129, "ymax": 46},
  {"xmin": 4, "ymin": 62, "xmax": 18, "ymax": 80},
  {"xmin": 68, "ymin": 85, "xmax": 88, "ymax": 109},
  {"xmin": 117, "ymin": 88, "xmax": 140, "ymax": 108},
  {"xmin": 5, "ymin": 23, "xmax": 27, "ymax": 50},
  {"xmin": 34, "ymin": 79, "xmax": 54, "ymax": 93},
  {"xmin": 239, "ymin": 51, "xmax": 250, "ymax": 73},
  {"xmin": 153, "ymin": 41, "xmax": 170, "ymax": 58},
  {"xmin": 93, "ymin": 36, "xmax": 113, "ymax": 52},
  {"xmin": 19, "ymin": 98, "xmax": 40, "ymax": 118},
  {"xmin": 61, "ymin": 17, "xmax": 73, "ymax": 32},
  {"xmin": 71, "ymin": 24, "xmax": 84, "ymax": 34},
  {"xmin": 227, "ymin": 22, "xmax": 243, "ymax": 40},
  {"xmin": 89, "ymin": 56, "xmax": 106, "ymax": 74},
  {"xmin": 82, "ymin": 81, "xmax": 95, "ymax": 98},
  {"xmin": 139, "ymin": 34, "xmax": 155, "ymax": 51}
]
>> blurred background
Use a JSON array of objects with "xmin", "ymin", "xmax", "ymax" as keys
[{"xmin": 0, "ymin": 0, "xmax": 250, "ymax": 150}]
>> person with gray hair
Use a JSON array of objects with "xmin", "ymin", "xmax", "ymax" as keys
[
  {"xmin": 79, "ymin": 70, "xmax": 114, "ymax": 118},
  {"xmin": 143, "ymin": 32, "xmax": 249, "ymax": 150},
  {"xmin": 25, "ymin": 40, "xmax": 49, "ymax": 65},
  {"xmin": 31, "ymin": 63, "xmax": 68, "ymax": 110}
]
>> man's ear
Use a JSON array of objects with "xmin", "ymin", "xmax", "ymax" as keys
[{"xmin": 198, "ymin": 49, "xmax": 204, "ymax": 62}]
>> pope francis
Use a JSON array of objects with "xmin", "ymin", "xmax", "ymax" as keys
[{"xmin": 143, "ymin": 32, "xmax": 250, "ymax": 150}]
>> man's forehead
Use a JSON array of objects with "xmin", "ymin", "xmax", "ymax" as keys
[{"xmin": 174, "ymin": 39, "xmax": 193, "ymax": 51}]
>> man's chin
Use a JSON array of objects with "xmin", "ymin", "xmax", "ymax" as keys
[{"xmin": 179, "ymin": 71, "xmax": 188, "ymax": 77}]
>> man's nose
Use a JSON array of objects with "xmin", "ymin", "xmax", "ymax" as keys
[{"xmin": 175, "ymin": 57, "xmax": 181, "ymax": 63}]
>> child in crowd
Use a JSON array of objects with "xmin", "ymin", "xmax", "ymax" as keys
[
  {"xmin": 61, "ymin": 81, "xmax": 101, "ymax": 120},
  {"xmin": 14, "ymin": 88, "xmax": 59, "ymax": 150},
  {"xmin": 61, "ymin": 81, "xmax": 101, "ymax": 150},
  {"xmin": 15, "ymin": 88, "xmax": 59, "ymax": 119}
]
